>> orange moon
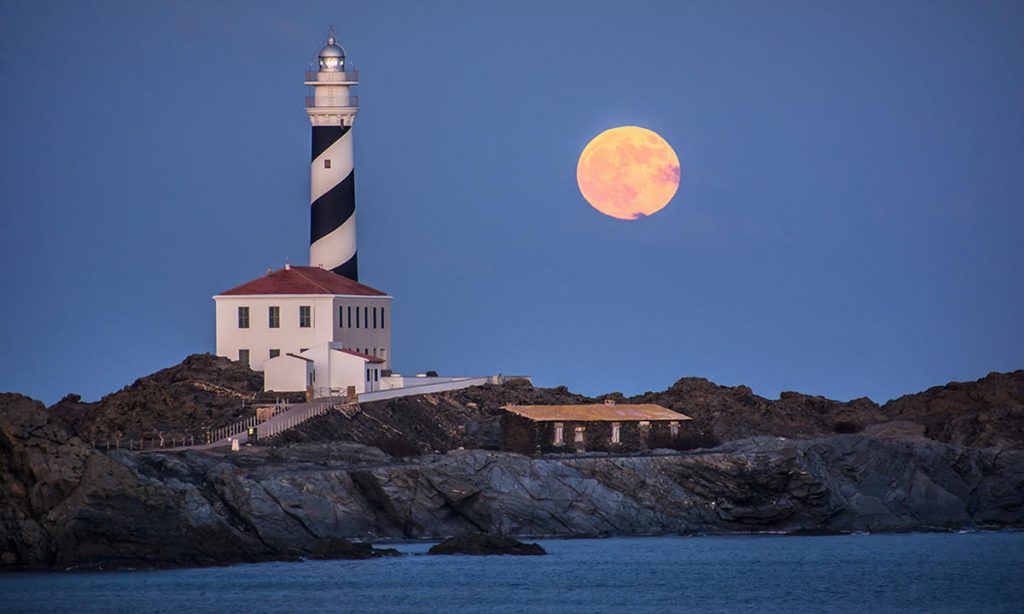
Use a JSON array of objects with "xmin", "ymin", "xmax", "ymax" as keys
[{"xmin": 576, "ymin": 126, "xmax": 681, "ymax": 220}]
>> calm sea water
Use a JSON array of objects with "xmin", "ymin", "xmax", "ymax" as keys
[{"xmin": 2, "ymin": 533, "xmax": 1023, "ymax": 613}]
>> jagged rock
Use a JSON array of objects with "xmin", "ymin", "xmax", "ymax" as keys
[
  {"xmin": 428, "ymin": 534, "xmax": 546, "ymax": 556},
  {"xmin": 882, "ymin": 370, "xmax": 1024, "ymax": 448},
  {"xmin": 4, "ymin": 361, "xmax": 1024, "ymax": 570},
  {"xmin": 44, "ymin": 355, "xmax": 1024, "ymax": 452},
  {"xmin": 0, "ymin": 395, "xmax": 395, "ymax": 569},
  {"xmin": 47, "ymin": 354, "xmax": 303, "ymax": 443},
  {"xmin": 2, "ymin": 410, "xmax": 1022, "ymax": 569}
]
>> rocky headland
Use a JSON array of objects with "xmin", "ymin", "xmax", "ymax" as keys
[{"xmin": 2, "ymin": 356, "xmax": 1023, "ymax": 570}]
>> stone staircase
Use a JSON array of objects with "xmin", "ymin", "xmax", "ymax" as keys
[{"xmin": 215, "ymin": 395, "xmax": 356, "ymax": 446}]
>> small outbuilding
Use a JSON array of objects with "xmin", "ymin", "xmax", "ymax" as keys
[
  {"xmin": 263, "ymin": 341, "xmax": 385, "ymax": 395},
  {"xmin": 501, "ymin": 401, "xmax": 693, "ymax": 454}
]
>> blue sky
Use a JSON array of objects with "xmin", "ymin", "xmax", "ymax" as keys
[{"xmin": 1, "ymin": 0, "xmax": 1022, "ymax": 405}]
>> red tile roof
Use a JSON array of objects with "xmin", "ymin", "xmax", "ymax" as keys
[
  {"xmin": 218, "ymin": 266, "xmax": 387, "ymax": 297},
  {"xmin": 333, "ymin": 348, "xmax": 386, "ymax": 364}
]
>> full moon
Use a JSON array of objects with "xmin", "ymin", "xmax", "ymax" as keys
[{"xmin": 576, "ymin": 126, "xmax": 680, "ymax": 220}]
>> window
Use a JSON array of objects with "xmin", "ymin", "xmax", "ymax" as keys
[
  {"xmin": 268, "ymin": 306, "xmax": 280, "ymax": 328},
  {"xmin": 355, "ymin": 306, "xmax": 360, "ymax": 328},
  {"xmin": 670, "ymin": 421, "xmax": 680, "ymax": 439},
  {"xmin": 553, "ymin": 423, "xmax": 564, "ymax": 446},
  {"xmin": 574, "ymin": 426, "xmax": 585, "ymax": 443},
  {"xmin": 374, "ymin": 369, "xmax": 379, "ymax": 382},
  {"xmin": 299, "ymin": 305, "xmax": 311, "ymax": 328},
  {"xmin": 373, "ymin": 307, "xmax": 377, "ymax": 329},
  {"xmin": 324, "ymin": 159, "xmax": 332, "ymax": 169},
  {"xmin": 381, "ymin": 307, "xmax": 385, "ymax": 329},
  {"xmin": 611, "ymin": 423, "xmax": 621, "ymax": 444},
  {"xmin": 238, "ymin": 349, "xmax": 249, "ymax": 367},
  {"xmin": 366, "ymin": 369, "xmax": 371, "ymax": 382},
  {"xmin": 348, "ymin": 306, "xmax": 352, "ymax": 328},
  {"xmin": 363, "ymin": 307, "xmax": 368, "ymax": 329},
  {"xmin": 300, "ymin": 348, "xmax": 308, "ymax": 353},
  {"xmin": 269, "ymin": 349, "xmax": 280, "ymax": 359},
  {"xmin": 339, "ymin": 305, "xmax": 345, "ymax": 328},
  {"xmin": 237, "ymin": 306, "xmax": 249, "ymax": 329}
]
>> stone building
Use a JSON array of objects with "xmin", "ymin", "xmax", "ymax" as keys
[{"xmin": 501, "ymin": 402, "xmax": 693, "ymax": 454}]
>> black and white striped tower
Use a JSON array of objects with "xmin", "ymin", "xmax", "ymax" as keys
[{"xmin": 306, "ymin": 34, "xmax": 360, "ymax": 280}]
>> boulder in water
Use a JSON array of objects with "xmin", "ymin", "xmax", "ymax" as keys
[{"xmin": 428, "ymin": 534, "xmax": 546, "ymax": 556}]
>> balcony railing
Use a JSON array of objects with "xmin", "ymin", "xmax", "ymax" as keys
[
  {"xmin": 305, "ymin": 95, "xmax": 359, "ymax": 108},
  {"xmin": 305, "ymin": 70, "xmax": 359, "ymax": 83}
]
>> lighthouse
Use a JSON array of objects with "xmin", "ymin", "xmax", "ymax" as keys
[
  {"xmin": 306, "ymin": 34, "xmax": 360, "ymax": 281},
  {"xmin": 210, "ymin": 29, "xmax": 526, "ymax": 396}
]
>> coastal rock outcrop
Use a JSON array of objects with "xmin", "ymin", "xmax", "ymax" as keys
[
  {"xmin": 45, "ymin": 354, "xmax": 1024, "ymax": 452},
  {"xmin": 882, "ymin": 370, "xmax": 1024, "ymax": 449},
  {"xmin": 47, "ymin": 354, "xmax": 302, "ymax": 444},
  {"xmin": 5, "ymin": 362, "xmax": 1024, "ymax": 570},
  {"xmin": 0, "ymin": 395, "xmax": 393, "ymax": 569},
  {"xmin": 428, "ymin": 534, "xmax": 546, "ymax": 556},
  {"xmin": 632, "ymin": 370, "xmax": 1024, "ymax": 450},
  {"xmin": 5, "ymin": 385, "xmax": 1021, "ymax": 570}
]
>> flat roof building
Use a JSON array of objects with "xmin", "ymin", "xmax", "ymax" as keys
[{"xmin": 502, "ymin": 402, "xmax": 693, "ymax": 454}]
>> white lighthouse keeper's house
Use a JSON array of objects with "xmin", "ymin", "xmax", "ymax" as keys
[{"xmin": 213, "ymin": 264, "xmax": 392, "ymax": 393}]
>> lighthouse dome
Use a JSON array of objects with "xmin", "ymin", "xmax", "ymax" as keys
[{"xmin": 318, "ymin": 35, "xmax": 345, "ymax": 71}]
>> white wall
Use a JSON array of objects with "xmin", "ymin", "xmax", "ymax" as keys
[
  {"xmin": 301, "ymin": 343, "xmax": 333, "ymax": 392},
  {"xmin": 264, "ymin": 354, "xmax": 312, "ymax": 392},
  {"xmin": 214, "ymin": 294, "xmax": 392, "ymax": 371},
  {"xmin": 265, "ymin": 341, "xmax": 383, "ymax": 395},
  {"xmin": 330, "ymin": 297, "xmax": 393, "ymax": 369},
  {"xmin": 358, "ymin": 377, "xmax": 493, "ymax": 402},
  {"xmin": 327, "ymin": 347, "xmax": 372, "ymax": 394}
]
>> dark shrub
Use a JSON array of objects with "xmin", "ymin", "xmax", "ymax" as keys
[{"xmin": 833, "ymin": 421, "xmax": 861, "ymax": 434}]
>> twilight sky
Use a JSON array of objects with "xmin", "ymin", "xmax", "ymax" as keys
[{"xmin": 1, "ymin": 0, "xmax": 1022, "ymax": 406}]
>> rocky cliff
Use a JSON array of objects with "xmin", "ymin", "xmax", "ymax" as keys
[
  {"xmin": 49, "ymin": 355, "xmax": 1024, "ymax": 453},
  {"xmin": 631, "ymin": 370, "xmax": 1024, "ymax": 449},
  {"xmin": 48, "ymin": 354, "xmax": 302, "ymax": 444},
  {"xmin": 5, "ymin": 360, "xmax": 1023, "ymax": 570},
  {"xmin": 2, "ymin": 391, "xmax": 1022, "ymax": 570},
  {"xmin": 0, "ymin": 394, "xmax": 389, "ymax": 570}
]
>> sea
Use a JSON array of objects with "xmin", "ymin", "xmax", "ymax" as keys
[{"xmin": 2, "ymin": 533, "xmax": 1023, "ymax": 613}]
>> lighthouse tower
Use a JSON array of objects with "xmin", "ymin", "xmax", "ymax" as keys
[{"xmin": 306, "ymin": 34, "xmax": 360, "ymax": 281}]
